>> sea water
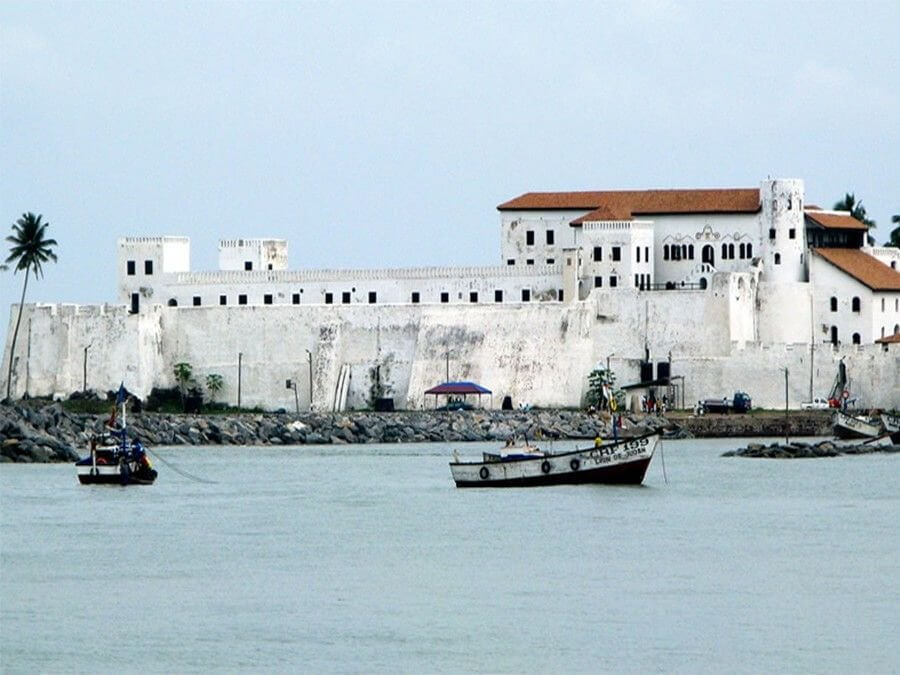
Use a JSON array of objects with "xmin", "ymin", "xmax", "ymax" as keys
[{"xmin": 1, "ymin": 438, "xmax": 898, "ymax": 674}]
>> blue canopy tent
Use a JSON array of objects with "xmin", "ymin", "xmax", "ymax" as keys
[{"xmin": 424, "ymin": 381, "xmax": 493, "ymax": 409}]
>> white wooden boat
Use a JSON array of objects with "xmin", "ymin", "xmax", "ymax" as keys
[
  {"xmin": 450, "ymin": 433, "xmax": 659, "ymax": 487},
  {"xmin": 832, "ymin": 411, "xmax": 882, "ymax": 439},
  {"xmin": 881, "ymin": 413, "xmax": 900, "ymax": 433}
]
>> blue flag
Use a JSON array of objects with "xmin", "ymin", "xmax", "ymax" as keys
[{"xmin": 116, "ymin": 382, "xmax": 126, "ymax": 405}]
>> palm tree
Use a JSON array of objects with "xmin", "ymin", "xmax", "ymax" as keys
[
  {"xmin": 833, "ymin": 193, "xmax": 876, "ymax": 227},
  {"xmin": 887, "ymin": 214, "xmax": 900, "ymax": 248},
  {"xmin": 205, "ymin": 373, "xmax": 224, "ymax": 403},
  {"xmin": 5, "ymin": 213, "xmax": 58, "ymax": 399}
]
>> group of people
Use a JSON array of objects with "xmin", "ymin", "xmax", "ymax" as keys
[{"xmin": 640, "ymin": 393, "xmax": 667, "ymax": 414}]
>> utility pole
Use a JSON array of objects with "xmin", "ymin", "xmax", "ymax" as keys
[
  {"xmin": 784, "ymin": 367, "xmax": 790, "ymax": 445},
  {"xmin": 82, "ymin": 343, "xmax": 91, "ymax": 392},
  {"xmin": 237, "ymin": 352, "xmax": 243, "ymax": 411},
  {"xmin": 305, "ymin": 349, "xmax": 313, "ymax": 411},
  {"xmin": 445, "ymin": 351, "xmax": 450, "ymax": 382}
]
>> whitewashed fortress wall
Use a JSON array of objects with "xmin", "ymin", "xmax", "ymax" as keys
[{"xmin": 4, "ymin": 178, "xmax": 900, "ymax": 410}]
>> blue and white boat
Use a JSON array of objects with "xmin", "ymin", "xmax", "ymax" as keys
[{"xmin": 75, "ymin": 384, "xmax": 157, "ymax": 486}]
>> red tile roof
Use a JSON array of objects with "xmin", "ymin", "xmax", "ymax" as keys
[
  {"xmin": 876, "ymin": 331, "xmax": 900, "ymax": 344},
  {"xmin": 498, "ymin": 188, "xmax": 761, "ymax": 220},
  {"xmin": 805, "ymin": 211, "xmax": 869, "ymax": 231},
  {"xmin": 814, "ymin": 248, "xmax": 900, "ymax": 291}
]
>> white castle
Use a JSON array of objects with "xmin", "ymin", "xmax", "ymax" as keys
[{"xmin": 4, "ymin": 178, "xmax": 900, "ymax": 411}]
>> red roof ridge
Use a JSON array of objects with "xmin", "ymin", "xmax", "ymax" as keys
[{"xmin": 813, "ymin": 248, "xmax": 900, "ymax": 291}]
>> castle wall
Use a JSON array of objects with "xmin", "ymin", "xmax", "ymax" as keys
[{"xmin": 4, "ymin": 295, "xmax": 898, "ymax": 411}]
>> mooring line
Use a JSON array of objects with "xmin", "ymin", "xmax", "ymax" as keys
[{"xmin": 147, "ymin": 447, "xmax": 218, "ymax": 484}]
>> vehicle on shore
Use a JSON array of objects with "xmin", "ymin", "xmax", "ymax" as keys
[
  {"xmin": 449, "ymin": 432, "xmax": 660, "ymax": 488},
  {"xmin": 699, "ymin": 392, "xmax": 752, "ymax": 414},
  {"xmin": 801, "ymin": 397, "xmax": 830, "ymax": 410}
]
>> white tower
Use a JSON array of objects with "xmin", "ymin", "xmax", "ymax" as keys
[{"xmin": 759, "ymin": 179, "xmax": 807, "ymax": 283}]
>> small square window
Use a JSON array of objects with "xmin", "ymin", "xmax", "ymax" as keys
[
  {"xmin": 612, "ymin": 247, "xmax": 621, "ymax": 262},
  {"xmin": 368, "ymin": 291, "xmax": 377, "ymax": 304},
  {"xmin": 144, "ymin": 260, "xmax": 153, "ymax": 275},
  {"xmin": 546, "ymin": 258, "xmax": 555, "ymax": 265},
  {"xmin": 521, "ymin": 289, "xmax": 531, "ymax": 302},
  {"xmin": 244, "ymin": 261, "xmax": 253, "ymax": 271},
  {"xmin": 342, "ymin": 292, "xmax": 351, "ymax": 304},
  {"xmin": 411, "ymin": 292, "xmax": 420, "ymax": 304},
  {"xmin": 526, "ymin": 230, "xmax": 535, "ymax": 246},
  {"xmin": 264, "ymin": 294, "xmax": 273, "ymax": 305},
  {"xmin": 469, "ymin": 291, "xmax": 478, "ymax": 303},
  {"xmin": 593, "ymin": 246, "xmax": 602, "ymax": 262},
  {"xmin": 789, "ymin": 228, "xmax": 796, "ymax": 239},
  {"xmin": 507, "ymin": 259, "xmax": 515, "ymax": 266},
  {"xmin": 325, "ymin": 293, "xmax": 333, "ymax": 304},
  {"xmin": 769, "ymin": 228, "xmax": 776, "ymax": 240},
  {"xmin": 219, "ymin": 295, "xmax": 227, "ymax": 305},
  {"xmin": 238, "ymin": 294, "xmax": 248, "ymax": 305},
  {"xmin": 526, "ymin": 259, "xmax": 534, "ymax": 265},
  {"xmin": 193, "ymin": 296, "xmax": 201, "ymax": 306},
  {"xmin": 494, "ymin": 290, "xmax": 503, "ymax": 303},
  {"xmin": 292, "ymin": 293, "xmax": 300, "ymax": 305},
  {"xmin": 267, "ymin": 263, "xmax": 273, "ymax": 270},
  {"xmin": 440, "ymin": 292, "xmax": 449, "ymax": 303},
  {"xmin": 610, "ymin": 276, "xmax": 618, "ymax": 288},
  {"xmin": 594, "ymin": 276, "xmax": 602, "ymax": 288},
  {"xmin": 127, "ymin": 260, "xmax": 136, "ymax": 275},
  {"xmin": 546, "ymin": 230, "xmax": 555, "ymax": 245}
]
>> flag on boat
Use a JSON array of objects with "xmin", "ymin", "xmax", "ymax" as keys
[{"xmin": 116, "ymin": 382, "xmax": 126, "ymax": 405}]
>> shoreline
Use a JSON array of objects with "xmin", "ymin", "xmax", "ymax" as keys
[{"xmin": 1, "ymin": 400, "xmax": 835, "ymax": 463}]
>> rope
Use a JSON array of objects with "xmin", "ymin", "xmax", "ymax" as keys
[{"xmin": 146, "ymin": 447, "xmax": 217, "ymax": 484}]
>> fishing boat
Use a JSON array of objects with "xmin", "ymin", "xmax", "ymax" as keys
[
  {"xmin": 832, "ymin": 410, "xmax": 882, "ymax": 440},
  {"xmin": 75, "ymin": 383, "xmax": 157, "ymax": 486},
  {"xmin": 450, "ymin": 433, "xmax": 660, "ymax": 488},
  {"xmin": 881, "ymin": 412, "xmax": 900, "ymax": 434}
]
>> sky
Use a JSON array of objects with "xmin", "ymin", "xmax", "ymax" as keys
[{"xmin": 2, "ymin": 0, "xmax": 898, "ymax": 347}]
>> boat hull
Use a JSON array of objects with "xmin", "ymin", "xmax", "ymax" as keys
[
  {"xmin": 75, "ymin": 456, "xmax": 157, "ymax": 486},
  {"xmin": 881, "ymin": 413, "xmax": 900, "ymax": 434},
  {"xmin": 450, "ymin": 434, "xmax": 658, "ymax": 488},
  {"xmin": 833, "ymin": 412, "xmax": 882, "ymax": 439}
]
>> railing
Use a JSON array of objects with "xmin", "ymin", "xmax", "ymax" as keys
[
  {"xmin": 170, "ymin": 263, "xmax": 563, "ymax": 285},
  {"xmin": 640, "ymin": 280, "xmax": 707, "ymax": 291}
]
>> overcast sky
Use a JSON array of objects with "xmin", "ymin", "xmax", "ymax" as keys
[{"xmin": 2, "ymin": 0, "xmax": 898, "ymax": 347}]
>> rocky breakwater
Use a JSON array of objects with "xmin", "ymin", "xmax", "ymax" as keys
[
  {"xmin": 0, "ymin": 401, "xmax": 675, "ymax": 463},
  {"xmin": 723, "ymin": 436, "xmax": 900, "ymax": 459}
]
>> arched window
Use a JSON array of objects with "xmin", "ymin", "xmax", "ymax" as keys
[
  {"xmin": 722, "ymin": 243, "xmax": 728, "ymax": 259},
  {"xmin": 663, "ymin": 244, "xmax": 669, "ymax": 261},
  {"xmin": 682, "ymin": 244, "xmax": 688, "ymax": 259},
  {"xmin": 728, "ymin": 243, "xmax": 735, "ymax": 259},
  {"xmin": 702, "ymin": 245, "xmax": 714, "ymax": 265},
  {"xmin": 688, "ymin": 245, "xmax": 694, "ymax": 259},
  {"xmin": 831, "ymin": 325, "xmax": 838, "ymax": 345},
  {"xmin": 852, "ymin": 333, "xmax": 861, "ymax": 345},
  {"xmin": 700, "ymin": 277, "xmax": 708, "ymax": 290},
  {"xmin": 167, "ymin": 298, "xmax": 178, "ymax": 307},
  {"xmin": 746, "ymin": 243, "xmax": 753, "ymax": 258},
  {"xmin": 881, "ymin": 298, "xmax": 885, "ymax": 311},
  {"xmin": 830, "ymin": 297, "xmax": 837, "ymax": 312},
  {"xmin": 739, "ymin": 243, "xmax": 746, "ymax": 258},
  {"xmin": 894, "ymin": 323, "xmax": 899, "ymax": 335},
  {"xmin": 774, "ymin": 253, "xmax": 781, "ymax": 265},
  {"xmin": 852, "ymin": 297, "xmax": 860, "ymax": 312}
]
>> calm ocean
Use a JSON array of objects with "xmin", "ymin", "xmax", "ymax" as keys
[{"xmin": 1, "ymin": 438, "xmax": 898, "ymax": 674}]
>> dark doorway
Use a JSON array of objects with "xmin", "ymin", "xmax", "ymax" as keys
[{"xmin": 130, "ymin": 293, "xmax": 139, "ymax": 314}]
